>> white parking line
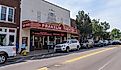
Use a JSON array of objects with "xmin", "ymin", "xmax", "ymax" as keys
[{"xmin": 98, "ymin": 59, "xmax": 112, "ymax": 70}]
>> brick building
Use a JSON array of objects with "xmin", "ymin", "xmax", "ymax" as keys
[{"xmin": 0, "ymin": 0, "xmax": 20, "ymax": 47}]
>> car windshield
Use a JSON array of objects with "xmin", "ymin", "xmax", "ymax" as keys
[
  {"xmin": 59, "ymin": 41, "xmax": 69, "ymax": 44},
  {"xmin": 95, "ymin": 41, "xmax": 98, "ymax": 43}
]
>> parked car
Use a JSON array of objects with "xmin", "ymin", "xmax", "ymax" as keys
[
  {"xmin": 103, "ymin": 40, "xmax": 109, "ymax": 46},
  {"xmin": 112, "ymin": 40, "xmax": 121, "ymax": 45},
  {"xmin": 54, "ymin": 39, "xmax": 81, "ymax": 52},
  {"xmin": 81, "ymin": 40, "xmax": 94, "ymax": 49},
  {"xmin": 108, "ymin": 40, "xmax": 113, "ymax": 45},
  {"xmin": 94, "ymin": 41, "xmax": 100, "ymax": 47},
  {"xmin": 94, "ymin": 40, "xmax": 104, "ymax": 47},
  {"xmin": 0, "ymin": 46, "xmax": 16, "ymax": 64},
  {"xmin": 81, "ymin": 40, "xmax": 88, "ymax": 49},
  {"xmin": 98, "ymin": 40, "xmax": 104, "ymax": 47}
]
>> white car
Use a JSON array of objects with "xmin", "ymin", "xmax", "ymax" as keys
[
  {"xmin": 81, "ymin": 40, "xmax": 94, "ymax": 49},
  {"xmin": 0, "ymin": 46, "xmax": 16, "ymax": 64},
  {"xmin": 112, "ymin": 40, "xmax": 121, "ymax": 45},
  {"xmin": 103, "ymin": 40, "xmax": 109, "ymax": 46},
  {"xmin": 54, "ymin": 39, "xmax": 81, "ymax": 52}
]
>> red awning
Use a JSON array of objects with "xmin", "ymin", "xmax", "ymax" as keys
[{"xmin": 22, "ymin": 20, "xmax": 78, "ymax": 34}]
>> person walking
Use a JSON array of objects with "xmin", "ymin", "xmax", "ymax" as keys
[{"xmin": 20, "ymin": 41, "xmax": 26, "ymax": 54}]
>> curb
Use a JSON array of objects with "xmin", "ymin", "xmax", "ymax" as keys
[{"xmin": 8, "ymin": 52, "xmax": 54, "ymax": 60}]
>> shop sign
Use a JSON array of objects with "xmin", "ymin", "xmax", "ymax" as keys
[
  {"xmin": 23, "ymin": 20, "xmax": 78, "ymax": 34},
  {"xmin": 33, "ymin": 32, "xmax": 52, "ymax": 36},
  {"xmin": 32, "ymin": 32, "xmax": 65, "ymax": 36}
]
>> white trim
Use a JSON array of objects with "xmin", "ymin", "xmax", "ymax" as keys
[
  {"xmin": 0, "ymin": 5, "xmax": 15, "ymax": 23},
  {"xmin": 8, "ymin": 7, "xmax": 15, "ymax": 23},
  {"xmin": 12, "ymin": 8, "xmax": 15, "ymax": 23},
  {"xmin": 0, "ymin": 27, "xmax": 17, "ymax": 46},
  {"xmin": 0, "ymin": 5, "xmax": 1, "ymax": 20},
  {"xmin": 6, "ymin": 6, "xmax": 9, "ymax": 22}
]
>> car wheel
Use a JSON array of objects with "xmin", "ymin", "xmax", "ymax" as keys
[
  {"xmin": 0, "ymin": 54, "xmax": 7, "ymax": 64},
  {"xmin": 66, "ymin": 47, "xmax": 70, "ymax": 53},
  {"xmin": 86, "ymin": 45, "xmax": 89, "ymax": 49},
  {"xmin": 77, "ymin": 45, "xmax": 80, "ymax": 51}
]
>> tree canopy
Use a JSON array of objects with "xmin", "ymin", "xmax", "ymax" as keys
[
  {"xmin": 76, "ymin": 10, "xmax": 111, "ymax": 41},
  {"xmin": 76, "ymin": 10, "xmax": 92, "ymax": 40},
  {"xmin": 111, "ymin": 28, "xmax": 121, "ymax": 40}
]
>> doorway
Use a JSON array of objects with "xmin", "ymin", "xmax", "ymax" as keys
[
  {"xmin": 34, "ymin": 36, "xmax": 43, "ymax": 50},
  {"xmin": 0, "ymin": 34, "xmax": 6, "ymax": 46}
]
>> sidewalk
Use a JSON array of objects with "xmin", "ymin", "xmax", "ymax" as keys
[{"xmin": 9, "ymin": 49, "xmax": 54, "ymax": 60}]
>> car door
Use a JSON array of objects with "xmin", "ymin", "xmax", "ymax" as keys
[
  {"xmin": 69, "ymin": 40, "xmax": 74, "ymax": 49},
  {"xmin": 72, "ymin": 40, "xmax": 77, "ymax": 49},
  {"xmin": 74, "ymin": 40, "xmax": 78, "ymax": 49}
]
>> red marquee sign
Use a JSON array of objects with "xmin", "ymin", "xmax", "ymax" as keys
[{"xmin": 22, "ymin": 20, "xmax": 78, "ymax": 34}]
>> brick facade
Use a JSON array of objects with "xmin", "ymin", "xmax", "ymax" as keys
[
  {"xmin": 0, "ymin": 0, "xmax": 20, "ymax": 28},
  {"xmin": 0, "ymin": 0, "xmax": 21, "ymax": 43}
]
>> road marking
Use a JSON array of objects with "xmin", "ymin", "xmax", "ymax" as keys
[
  {"xmin": 38, "ymin": 67, "xmax": 48, "ymax": 70},
  {"xmin": 98, "ymin": 58, "xmax": 112, "ymax": 70},
  {"xmin": 54, "ymin": 64, "xmax": 61, "ymax": 67},
  {"xmin": 63, "ymin": 47, "xmax": 116, "ymax": 64}
]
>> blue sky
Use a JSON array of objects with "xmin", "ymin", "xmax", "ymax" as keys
[{"xmin": 46, "ymin": 0, "xmax": 121, "ymax": 31}]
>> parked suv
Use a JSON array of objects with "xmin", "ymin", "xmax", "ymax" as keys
[
  {"xmin": 103, "ymin": 40, "xmax": 109, "ymax": 46},
  {"xmin": 0, "ymin": 46, "xmax": 16, "ymax": 64},
  {"xmin": 54, "ymin": 39, "xmax": 81, "ymax": 52},
  {"xmin": 81, "ymin": 40, "xmax": 94, "ymax": 49},
  {"xmin": 94, "ymin": 40, "xmax": 104, "ymax": 47}
]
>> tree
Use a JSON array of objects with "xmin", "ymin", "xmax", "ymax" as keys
[
  {"xmin": 100, "ymin": 21, "xmax": 110, "ymax": 31},
  {"xmin": 76, "ymin": 10, "xmax": 92, "ymax": 41},
  {"xmin": 92, "ymin": 19, "xmax": 103, "ymax": 40},
  {"xmin": 92, "ymin": 19, "xmax": 110, "ymax": 40},
  {"xmin": 111, "ymin": 28, "xmax": 121, "ymax": 40}
]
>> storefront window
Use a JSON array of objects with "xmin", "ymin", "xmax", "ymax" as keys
[
  {"xmin": 0, "ymin": 34, "xmax": 6, "ymax": 46},
  {"xmin": 49, "ymin": 36, "xmax": 54, "ymax": 45},
  {"xmin": 56, "ymin": 36, "xmax": 61, "ymax": 44},
  {"xmin": 9, "ymin": 35, "xmax": 14, "ymax": 46},
  {"xmin": 0, "ymin": 28, "xmax": 16, "ymax": 46}
]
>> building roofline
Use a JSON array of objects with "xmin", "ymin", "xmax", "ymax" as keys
[{"xmin": 43, "ymin": 0, "xmax": 70, "ymax": 12}]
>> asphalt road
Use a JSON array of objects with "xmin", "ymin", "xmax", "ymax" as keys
[{"xmin": 0, "ymin": 45, "xmax": 121, "ymax": 70}]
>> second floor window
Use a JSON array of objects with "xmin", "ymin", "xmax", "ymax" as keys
[
  {"xmin": 48, "ymin": 9, "xmax": 56, "ymax": 23},
  {"xmin": 48, "ymin": 12, "xmax": 56, "ymax": 22},
  {"xmin": 8, "ymin": 8, "xmax": 14, "ymax": 22},
  {"xmin": 0, "ymin": 5, "xmax": 14, "ymax": 23},
  {"xmin": 1, "ymin": 6, "xmax": 7, "ymax": 21}
]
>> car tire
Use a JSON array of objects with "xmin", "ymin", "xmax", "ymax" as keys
[
  {"xmin": 0, "ymin": 54, "xmax": 7, "ymax": 64},
  {"xmin": 86, "ymin": 45, "xmax": 89, "ymax": 49},
  {"xmin": 77, "ymin": 45, "xmax": 80, "ymax": 51},
  {"xmin": 66, "ymin": 47, "xmax": 70, "ymax": 53}
]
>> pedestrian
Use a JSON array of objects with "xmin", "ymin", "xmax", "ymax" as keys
[
  {"xmin": 16, "ymin": 42, "xmax": 19, "ymax": 54},
  {"xmin": 20, "ymin": 41, "xmax": 26, "ymax": 54}
]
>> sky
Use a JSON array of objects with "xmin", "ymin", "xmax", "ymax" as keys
[{"xmin": 46, "ymin": 0, "xmax": 121, "ymax": 31}]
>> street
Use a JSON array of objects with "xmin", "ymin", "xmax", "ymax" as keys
[{"xmin": 0, "ymin": 45, "xmax": 121, "ymax": 70}]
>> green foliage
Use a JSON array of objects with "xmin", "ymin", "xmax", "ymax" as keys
[
  {"xmin": 76, "ymin": 10, "xmax": 92, "ymax": 40},
  {"xmin": 76, "ymin": 10, "xmax": 111, "ymax": 41},
  {"xmin": 91, "ymin": 19, "xmax": 110, "ymax": 40},
  {"xmin": 111, "ymin": 28, "xmax": 121, "ymax": 40}
]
